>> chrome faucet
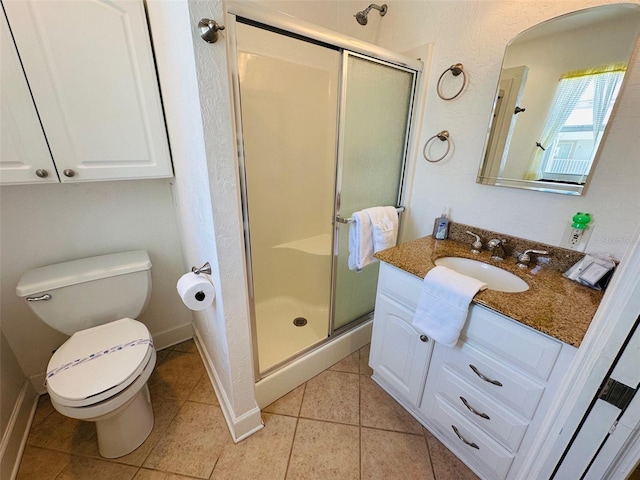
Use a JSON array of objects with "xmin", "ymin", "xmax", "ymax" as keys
[
  {"xmin": 465, "ymin": 231, "xmax": 483, "ymax": 254},
  {"xmin": 516, "ymin": 249, "xmax": 549, "ymax": 269},
  {"xmin": 487, "ymin": 238, "xmax": 507, "ymax": 261}
]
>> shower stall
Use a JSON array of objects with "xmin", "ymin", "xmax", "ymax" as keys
[{"xmin": 226, "ymin": 5, "xmax": 421, "ymax": 386}]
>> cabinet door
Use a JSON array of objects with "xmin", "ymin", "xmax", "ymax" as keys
[
  {"xmin": 3, "ymin": 0, "xmax": 172, "ymax": 182},
  {"xmin": 370, "ymin": 294, "xmax": 432, "ymax": 406},
  {"xmin": 0, "ymin": 10, "xmax": 57, "ymax": 184}
]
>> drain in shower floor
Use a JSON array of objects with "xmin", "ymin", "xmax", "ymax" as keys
[{"xmin": 293, "ymin": 317, "xmax": 308, "ymax": 327}]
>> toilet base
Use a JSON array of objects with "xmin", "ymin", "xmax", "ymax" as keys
[{"xmin": 95, "ymin": 383, "xmax": 154, "ymax": 458}]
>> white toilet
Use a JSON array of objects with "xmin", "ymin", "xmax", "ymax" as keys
[{"xmin": 16, "ymin": 250, "xmax": 157, "ymax": 458}]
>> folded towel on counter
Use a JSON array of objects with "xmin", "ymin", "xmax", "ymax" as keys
[
  {"xmin": 348, "ymin": 211, "xmax": 375, "ymax": 271},
  {"xmin": 412, "ymin": 266, "xmax": 488, "ymax": 347},
  {"xmin": 364, "ymin": 206, "xmax": 399, "ymax": 253}
]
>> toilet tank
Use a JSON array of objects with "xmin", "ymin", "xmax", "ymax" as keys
[{"xmin": 16, "ymin": 251, "xmax": 152, "ymax": 336}]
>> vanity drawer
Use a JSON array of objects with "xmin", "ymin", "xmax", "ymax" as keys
[
  {"xmin": 432, "ymin": 365, "xmax": 528, "ymax": 452},
  {"xmin": 444, "ymin": 342, "xmax": 545, "ymax": 419},
  {"xmin": 464, "ymin": 305, "xmax": 562, "ymax": 381},
  {"xmin": 431, "ymin": 393, "xmax": 515, "ymax": 480},
  {"xmin": 378, "ymin": 262, "xmax": 422, "ymax": 311}
]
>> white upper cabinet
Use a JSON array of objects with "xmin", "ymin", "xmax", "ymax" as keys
[
  {"xmin": 1, "ymin": 10, "xmax": 57, "ymax": 184},
  {"xmin": 1, "ymin": 0, "xmax": 172, "ymax": 184}
]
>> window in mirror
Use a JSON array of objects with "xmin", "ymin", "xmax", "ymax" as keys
[{"xmin": 529, "ymin": 65, "xmax": 625, "ymax": 184}]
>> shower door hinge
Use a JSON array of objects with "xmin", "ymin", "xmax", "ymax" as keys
[{"xmin": 598, "ymin": 377, "xmax": 636, "ymax": 411}]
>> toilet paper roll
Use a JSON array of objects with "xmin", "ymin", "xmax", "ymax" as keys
[{"xmin": 176, "ymin": 272, "xmax": 215, "ymax": 311}]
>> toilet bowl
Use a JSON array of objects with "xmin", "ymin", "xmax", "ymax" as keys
[
  {"xmin": 45, "ymin": 318, "xmax": 156, "ymax": 457},
  {"xmin": 17, "ymin": 251, "xmax": 157, "ymax": 458}
]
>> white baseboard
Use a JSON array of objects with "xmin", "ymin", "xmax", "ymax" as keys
[
  {"xmin": 29, "ymin": 322, "xmax": 195, "ymax": 394},
  {"xmin": 1, "ymin": 381, "xmax": 38, "ymax": 480},
  {"xmin": 254, "ymin": 320, "xmax": 372, "ymax": 408},
  {"xmin": 192, "ymin": 326, "xmax": 263, "ymax": 443}
]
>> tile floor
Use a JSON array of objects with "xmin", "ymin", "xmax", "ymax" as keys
[{"xmin": 16, "ymin": 340, "xmax": 479, "ymax": 480}]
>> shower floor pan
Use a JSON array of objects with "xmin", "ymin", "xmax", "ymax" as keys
[{"xmin": 255, "ymin": 296, "xmax": 328, "ymax": 373}]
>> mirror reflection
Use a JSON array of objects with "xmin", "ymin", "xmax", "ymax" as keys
[{"xmin": 477, "ymin": 4, "xmax": 640, "ymax": 195}]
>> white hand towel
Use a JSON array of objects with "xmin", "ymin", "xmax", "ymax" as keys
[
  {"xmin": 364, "ymin": 206, "xmax": 399, "ymax": 253},
  {"xmin": 348, "ymin": 211, "xmax": 375, "ymax": 271},
  {"xmin": 412, "ymin": 266, "xmax": 488, "ymax": 347}
]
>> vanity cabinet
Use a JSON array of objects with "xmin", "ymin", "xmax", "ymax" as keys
[
  {"xmin": 0, "ymin": 0, "xmax": 172, "ymax": 185},
  {"xmin": 370, "ymin": 261, "xmax": 577, "ymax": 480},
  {"xmin": 369, "ymin": 263, "xmax": 433, "ymax": 406}
]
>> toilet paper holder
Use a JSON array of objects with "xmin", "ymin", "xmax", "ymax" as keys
[{"xmin": 191, "ymin": 262, "xmax": 211, "ymax": 275}]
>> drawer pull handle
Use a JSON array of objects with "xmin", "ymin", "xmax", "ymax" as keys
[
  {"xmin": 469, "ymin": 364, "xmax": 503, "ymax": 386},
  {"xmin": 452, "ymin": 425, "xmax": 479, "ymax": 450},
  {"xmin": 419, "ymin": 335, "xmax": 428, "ymax": 342},
  {"xmin": 460, "ymin": 396, "xmax": 490, "ymax": 420}
]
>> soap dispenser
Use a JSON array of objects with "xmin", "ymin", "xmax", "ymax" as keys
[{"xmin": 433, "ymin": 209, "xmax": 450, "ymax": 240}]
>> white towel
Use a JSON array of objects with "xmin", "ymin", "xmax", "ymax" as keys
[
  {"xmin": 364, "ymin": 206, "xmax": 399, "ymax": 253},
  {"xmin": 412, "ymin": 266, "xmax": 488, "ymax": 347},
  {"xmin": 348, "ymin": 211, "xmax": 375, "ymax": 271}
]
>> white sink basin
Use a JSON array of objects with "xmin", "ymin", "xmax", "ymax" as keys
[{"xmin": 434, "ymin": 257, "xmax": 529, "ymax": 293}]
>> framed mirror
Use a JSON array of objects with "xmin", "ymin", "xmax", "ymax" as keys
[{"xmin": 477, "ymin": 4, "xmax": 640, "ymax": 195}]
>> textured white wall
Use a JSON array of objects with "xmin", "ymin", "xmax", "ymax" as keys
[{"xmin": 185, "ymin": 0, "xmax": 261, "ymax": 431}]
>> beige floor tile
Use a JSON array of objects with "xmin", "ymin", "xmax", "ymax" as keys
[
  {"xmin": 143, "ymin": 401, "xmax": 231, "ymax": 478},
  {"xmin": 360, "ymin": 375, "xmax": 424, "ymax": 434},
  {"xmin": 31, "ymin": 395, "xmax": 56, "ymax": 428},
  {"xmin": 116, "ymin": 395, "xmax": 182, "ymax": 466},
  {"xmin": 148, "ymin": 350, "xmax": 206, "ymax": 403},
  {"xmin": 210, "ymin": 413, "xmax": 296, "ymax": 480},
  {"xmin": 359, "ymin": 344, "xmax": 373, "ymax": 376},
  {"xmin": 361, "ymin": 427, "xmax": 434, "ymax": 480},
  {"xmin": 299, "ymin": 370, "xmax": 359, "ymax": 425},
  {"xmin": 424, "ymin": 429, "xmax": 480, "ymax": 480},
  {"xmin": 54, "ymin": 455, "xmax": 138, "ymax": 480},
  {"xmin": 16, "ymin": 445, "xmax": 70, "ymax": 480},
  {"xmin": 189, "ymin": 374, "xmax": 219, "ymax": 405},
  {"xmin": 168, "ymin": 339, "xmax": 198, "ymax": 354},
  {"xmin": 329, "ymin": 351, "xmax": 360, "ymax": 373},
  {"xmin": 286, "ymin": 418, "xmax": 359, "ymax": 480},
  {"xmin": 262, "ymin": 384, "xmax": 305, "ymax": 417},
  {"xmin": 26, "ymin": 409, "xmax": 99, "ymax": 457},
  {"xmin": 134, "ymin": 469, "xmax": 196, "ymax": 480}
]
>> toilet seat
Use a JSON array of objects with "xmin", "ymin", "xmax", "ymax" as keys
[{"xmin": 46, "ymin": 318, "xmax": 154, "ymax": 408}]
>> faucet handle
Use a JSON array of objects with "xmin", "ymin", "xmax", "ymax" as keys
[
  {"xmin": 465, "ymin": 231, "xmax": 482, "ymax": 254},
  {"xmin": 517, "ymin": 249, "xmax": 549, "ymax": 268}
]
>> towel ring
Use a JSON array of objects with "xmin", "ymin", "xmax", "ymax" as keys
[
  {"xmin": 436, "ymin": 63, "xmax": 467, "ymax": 100},
  {"xmin": 423, "ymin": 131, "xmax": 451, "ymax": 163}
]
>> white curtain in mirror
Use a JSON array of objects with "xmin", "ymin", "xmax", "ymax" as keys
[{"xmin": 526, "ymin": 65, "xmax": 625, "ymax": 182}]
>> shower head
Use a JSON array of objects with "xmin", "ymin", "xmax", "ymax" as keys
[{"xmin": 354, "ymin": 3, "xmax": 388, "ymax": 26}]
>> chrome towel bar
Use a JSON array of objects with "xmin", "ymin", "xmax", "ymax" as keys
[{"xmin": 335, "ymin": 206, "xmax": 405, "ymax": 224}]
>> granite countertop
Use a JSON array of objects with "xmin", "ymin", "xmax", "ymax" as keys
[{"xmin": 374, "ymin": 236, "xmax": 604, "ymax": 348}]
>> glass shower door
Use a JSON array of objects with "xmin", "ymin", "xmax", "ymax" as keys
[
  {"xmin": 236, "ymin": 23, "xmax": 341, "ymax": 373},
  {"xmin": 332, "ymin": 53, "xmax": 416, "ymax": 331}
]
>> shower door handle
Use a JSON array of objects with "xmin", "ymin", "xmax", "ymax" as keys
[{"xmin": 335, "ymin": 215, "xmax": 353, "ymax": 224}]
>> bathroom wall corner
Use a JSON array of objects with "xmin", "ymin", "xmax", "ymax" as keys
[
  {"xmin": 193, "ymin": 326, "xmax": 263, "ymax": 442},
  {"xmin": 0, "ymin": 381, "xmax": 37, "ymax": 480}
]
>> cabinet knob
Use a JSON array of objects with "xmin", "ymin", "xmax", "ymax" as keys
[
  {"xmin": 35, "ymin": 169, "xmax": 49, "ymax": 178},
  {"xmin": 419, "ymin": 335, "xmax": 428, "ymax": 342},
  {"xmin": 63, "ymin": 169, "xmax": 76, "ymax": 177}
]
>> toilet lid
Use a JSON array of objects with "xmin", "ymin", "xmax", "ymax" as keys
[{"xmin": 46, "ymin": 318, "xmax": 153, "ymax": 406}]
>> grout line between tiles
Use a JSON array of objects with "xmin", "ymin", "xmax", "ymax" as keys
[{"xmin": 284, "ymin": 413, "xmax": 301, "ymax": 479}]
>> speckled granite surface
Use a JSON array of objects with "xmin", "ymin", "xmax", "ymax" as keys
[{"xmin": 374, "ymin": 236, "xmax": 604, "ymax": 348}]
